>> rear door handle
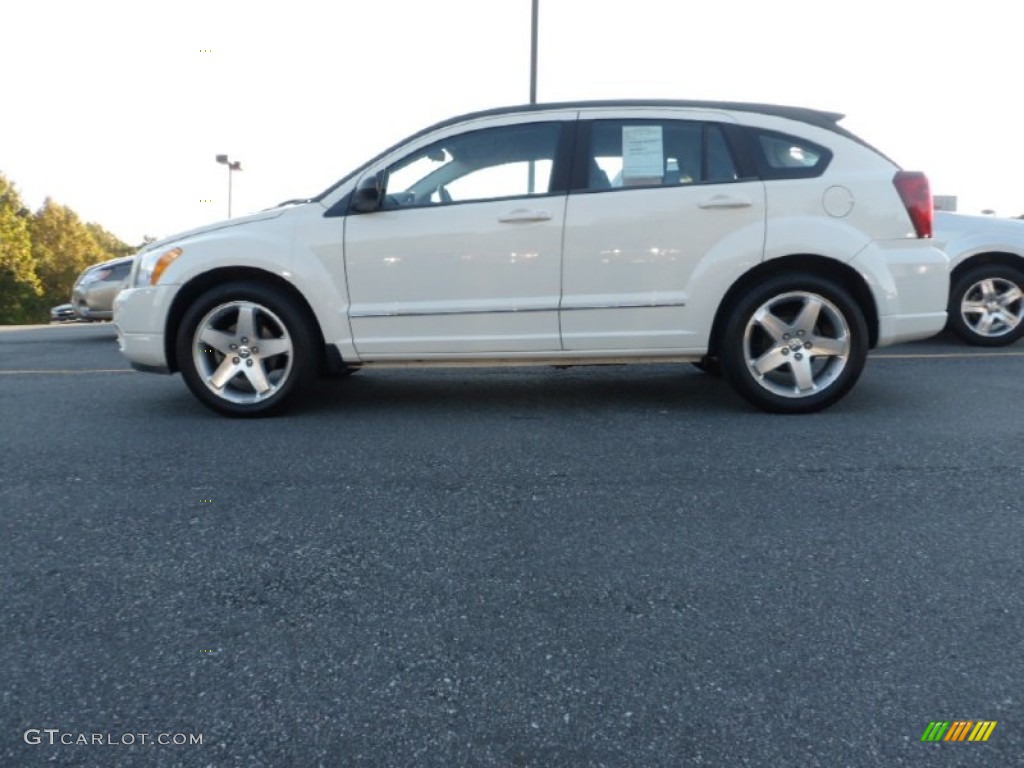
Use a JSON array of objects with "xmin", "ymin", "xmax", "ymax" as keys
[
  {"xmin": 498, "ymin": 209, "xmax": 552, "ymax": 223},
  {"xmin": 698, "ymin": 195, "xmax": 752, "ymax": 209}
]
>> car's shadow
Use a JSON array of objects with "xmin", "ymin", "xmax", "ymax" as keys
[
  {"xmin": 134, "ymin": 364, "xmax": 750, "ymax": 421},
  {"xmin": 301, "ymin": 365, "xmax": 748, "ymax": 417}
]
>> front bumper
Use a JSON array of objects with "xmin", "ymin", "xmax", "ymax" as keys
[
  {"xmin": 73, "ymin": 304, "xmax": 113, "ymax": 321},
  {"xmin": 113, "ymin": 285, "xmax": 178, "ymax": 372},
  {"xmin": 71, "ymin": 287, "xmax": 113, "ymax": 321},
  {"xmin": 50, "ymin": 303, "xmax": 76, "ymax": 322}
]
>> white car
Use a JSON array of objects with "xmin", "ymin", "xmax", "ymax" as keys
[
  {"xmin": 115, "ymin": 100, "xmax": 948, "ymax": 416},
  {"xmin": 934, "ymin": 211, "xmax": 1024, "ymax": 346}
]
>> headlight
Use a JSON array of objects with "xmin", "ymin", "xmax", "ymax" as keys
[{"xmin": 135, "ymin": 247, "xmax": 182, "ymax": 286}]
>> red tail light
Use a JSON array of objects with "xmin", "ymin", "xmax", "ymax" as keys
[{"xmin": 893, "ymin": 171, "xmax": 933, "ymax": 238}]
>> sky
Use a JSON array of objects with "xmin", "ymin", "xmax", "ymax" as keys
[{"xmin": 2, "ymin": 0, "xmax": 1022, "ymax": 246}]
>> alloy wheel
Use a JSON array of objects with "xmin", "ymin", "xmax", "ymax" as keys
[
  {"xmin": 191, "ymin": 301, "xmax": 294, "ymax": 405},
  {"xmin": 742, "ymin": 291, "xmax": 851, "ymax": 398}
]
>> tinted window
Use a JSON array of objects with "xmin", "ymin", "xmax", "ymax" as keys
[
  {"xmin": 754, "ymin": 130, "xmax": 831, "ymax": 179},
  {"xmin": 381, "ymin": 122, "xmax": 561, "ymax": 209},
  {"xmin": 584, "ymin": 120, "xmax": 739, "ymax": 191}
]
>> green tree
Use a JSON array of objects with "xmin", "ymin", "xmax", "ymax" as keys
[
  {"xmin": 0, "ymin": 174, "xmax": 42, "ymax": 324},
  {"xmin": 28, "ymin": 198, "xmax": 107, "ymax": 318},
  {"xmin": 86, "ymin": 221, "xmax": 134, "ymax": 260}
]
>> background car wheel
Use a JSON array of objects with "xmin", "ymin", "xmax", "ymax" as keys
[
  {"xmin": 719, "ymin": 274, "xmax": 868, "ymax": 414},
  {"xmin": 176, "ymin": 281, "xmax": 316, "ymax": 416},
  {"xmin": 947, "ymin": 264, "xmax": 1024, "ymax": 346}
]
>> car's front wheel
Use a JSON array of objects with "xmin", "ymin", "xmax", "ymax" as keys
[
  {"xmin": 718, "ymin": 274, "xmax": 868, "ymax": 413},
  {"xmin": 947, "ymin": 264, "xmax": 1024, "ymax": 346},
  {"xmin": 176, "ymin": 281, "xmax": 316, "ymax": 416}
]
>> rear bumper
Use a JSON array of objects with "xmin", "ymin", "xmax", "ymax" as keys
[
  {"xmin": 877, "ymin": 311, "xmax": 948, "ymax": 346},
  {"xmin": 853, "ymin": 240, "xmax": 950, "ymax": 347}
]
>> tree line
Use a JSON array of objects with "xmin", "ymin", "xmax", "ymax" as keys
[{"xmin": 1, "ymin": 172, "xmax": 146, "ymax": 325}]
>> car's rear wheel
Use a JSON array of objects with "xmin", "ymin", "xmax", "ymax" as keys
[
  {"xmin": 719, "ymin": 274, "xmax": 868, "ymax": 413},
  {"xmin": 176, "ymin": 281, "xmax": 316, "ymax": 416},
  {"xmin": 947, "ymin": 264, "xmax": 1024, "ymax": 346}
]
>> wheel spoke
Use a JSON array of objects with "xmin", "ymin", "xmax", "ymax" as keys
[
  {"xmin": 754, "ymin": 308, "xmax": 788, "ymax": 341},
  {"xmin": 255, "ymin": 337, "xmax": 290, "ymax": 358},
  {"xmin": 236, "ymin": 305, "xmax": 258, "ymax": 341},
  {"xmin": 793, "ymin": 296, "xmax": 823, "ymax": 332},
  {"xmin": 961, "ymin": 299, "xmax": 987, "ymax": 315},
  {"xmin": 997, "ymin": 311, "xmax": 1020, "ymax": 330},
  {"xmin": 970, "ymin": 313, "xmax": 995, "ymax": 335},
  {"xmin": 752, "ymin": 348, "xmax": 790, "ymax": 375},
  {"xmin": 790, "ymin": 357, "xmax": 816, "ymax": 392},
  {"xmin": 998, "ymin": 286, "xmax": 1023, "ymax": 307},
  {"xmin": 979, "ymin": 279, "xmax": 997, "ymax": 301},
  {"xmin": 198, "ymin": 328, "xmax": 237, "ymax": 355},
  {"xmin": 243, "ymin": 360, "xmax": 272, "ymax": 394},
  {"xmin": 975, "ymin": 312, "xmax": 996, "ymax": 334},
  {"xmin": 808, "ymin": 335, "xmax": 848, "ymax": 357},
  {"xmin": 209, "ymin": 357, "xmax": 240, "ymax": 390}
]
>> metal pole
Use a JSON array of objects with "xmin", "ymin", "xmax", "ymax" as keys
[
  {"xmin": 527, "ymin": 0, "xmax": 539, "ymax": 193},
  {"xmin": 529, "ymin": 0, "xmax": 538, "ymax": 104}
]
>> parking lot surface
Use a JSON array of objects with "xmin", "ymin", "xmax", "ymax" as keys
[{"xmin": 2, "ymin": 324, "xmax": 1023, "ymax": 766}]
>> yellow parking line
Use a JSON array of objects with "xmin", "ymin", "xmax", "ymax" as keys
[{"xmin": 0, "ymin": 369, "xmax": 135, "ymax": 375}]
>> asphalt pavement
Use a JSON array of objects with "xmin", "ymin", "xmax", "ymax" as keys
[{"xmin": 2, "ymin": 323, "xmax": 1023, "ymax": 766}]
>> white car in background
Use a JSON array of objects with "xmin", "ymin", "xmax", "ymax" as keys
[
  {"xmin": 934, "ymin": 211, "xmax": 1024, "ymax": 346},
  {"xmin": 115, "ymin": 100, "xmax": 949, "ymax": 416}
]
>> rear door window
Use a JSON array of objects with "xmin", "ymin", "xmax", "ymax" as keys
[{"xmin": 582, "ymin": 120, "xmax": 740, "ymax": 192}]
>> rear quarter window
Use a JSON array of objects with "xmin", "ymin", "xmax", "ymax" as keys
[{"xmin": 753, "ymin": 130, "xmax": 831, "ymax": 180}]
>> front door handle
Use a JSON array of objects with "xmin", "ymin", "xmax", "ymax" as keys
[
  {"xmin": 498, "ymin": 209, "xmax": 552, "ymax": 223},
  {"xmin": 698, "ymin": 195, "xmax": 753, "ymax": 209}
]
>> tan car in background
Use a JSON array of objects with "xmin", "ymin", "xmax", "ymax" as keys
[{"xmin": 51, "ymin": 257, "xmax": 133, "ymax": 322}]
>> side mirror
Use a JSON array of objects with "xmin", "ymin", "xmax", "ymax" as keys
[{"xmin": 351, "ymin": 171, "xmax": 387, "ymax": 213}]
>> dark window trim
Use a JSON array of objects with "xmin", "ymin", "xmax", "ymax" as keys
[
  {"xmin": 324, "ymin": 192, "xmax": 351, "ymax": 217},
  {"xmin": 700, "ymin": 123, "xmax": 711, "ymax": 182},
  {"xmin": 568, "ymin": 120, "xmax": 593, "ymax": 191},
  {"xmin": 720, "ymin": 124, "xmax": 759, "ymax": 180}
]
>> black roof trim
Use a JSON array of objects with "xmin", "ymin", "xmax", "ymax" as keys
[{"xmin": 437, "ymin": 99, "xmax": 846, "ymax": 131}]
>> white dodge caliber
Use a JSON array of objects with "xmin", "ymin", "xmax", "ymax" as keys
[{"xmin": 115, "ymin": 100, "xmax": 948, "ymax": 416}]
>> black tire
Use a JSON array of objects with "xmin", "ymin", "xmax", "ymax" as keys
[
  {"xmin": 718, "ymin": 273, "xmax": 868, "ymax": 414},
  {"xmin": 176, "ymin": 281, "xmax": 317, "ymax": 416},
  {"xmin": 946, "ymin": 264, "xmax": 1024, "ymax": 347}
]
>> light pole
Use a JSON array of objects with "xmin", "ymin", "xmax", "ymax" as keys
[
  {"xmin": 215, "ymin": 154, "xmax": 242, "ymax": 218},
  {"xmin": 530, "ymin": 0, "xmax": 538, "ymax": 105},
  {"xmin": 527, "ymin": 0, "xmax": 539, "ymax": 193}
]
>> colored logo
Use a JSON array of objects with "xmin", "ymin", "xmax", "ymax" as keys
[{"xmin": 921, "ymin": 721, "xmax": 997, "ymax": 742}]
